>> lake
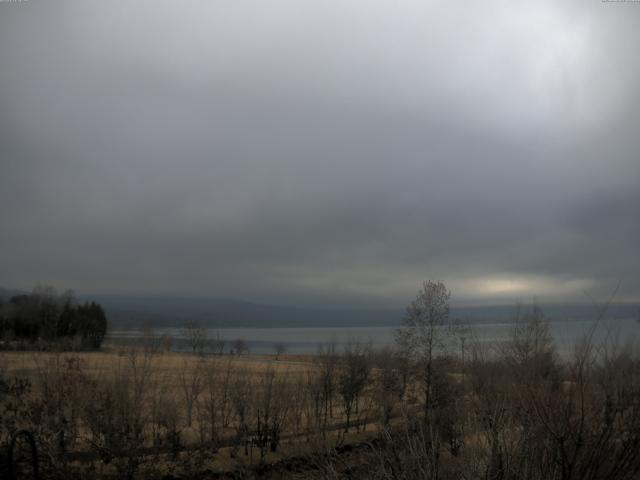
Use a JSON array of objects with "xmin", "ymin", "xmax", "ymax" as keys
[{"xmin": 106, "ymin": 317, "xmax": 640, "ymax": 356}]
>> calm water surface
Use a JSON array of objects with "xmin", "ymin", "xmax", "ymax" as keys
[{"xmin": 107, "ymin": 317, "xmax": 640, "ymax": 355}]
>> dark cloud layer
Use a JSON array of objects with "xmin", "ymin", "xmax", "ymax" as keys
[{"xmin": 1, "ymin": 0, "xmax": 638, "ymax": 306}]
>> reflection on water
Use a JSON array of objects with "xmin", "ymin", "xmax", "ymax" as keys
[{"xmin": 106, "ymin": 317, "xmax": 640, "ymax": 356}]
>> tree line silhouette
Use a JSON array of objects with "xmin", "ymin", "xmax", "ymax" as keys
[{"xmin": 0, "ymin": 286, "xmax": 107, "ymax": 350}]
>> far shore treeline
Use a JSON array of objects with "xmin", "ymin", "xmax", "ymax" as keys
[{"xmin": 0, "ymin": 285, "xmax": 107, "ymax": 350}]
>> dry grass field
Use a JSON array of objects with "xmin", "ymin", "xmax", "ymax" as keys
[
  {"xmin": 0, "ymin": 349, "xmax": 314, "ymax": 380},
  {"xmin": 3, "ymin": 311, "xmax": 640, "ymax": 480},
  {"xmin": 1, "ymin": 345, "xmax": 397, "ymax": 479}
]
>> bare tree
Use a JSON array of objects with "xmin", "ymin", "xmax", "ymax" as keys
[
  {"xmin": 501, "ymin": 302, "xmax": 558, "ymax": 384},
  {"xmin": 396, "ymin": 280, "xmax": 454, "ymax": 402},
  {"xmin": 338, "ymin": 342, "xmax": 372, "ymax": 433},
  {"xmin": 232, "ymin": 338, "xmax": 248, "ymax": 356},
  {"xmin": 273, "ymin": 342, "xmax": 287, "ymax": 360},
  {"xmin": 183, "ymin": 321, "xmax": 207, "ymax": 355},
  {"xmin": 210, "ymin": 330, "xmax": 225, "ymax": 355},
  {"xmin": 395, "ymin": 280, "xmax": 454, "ymax": 478}
]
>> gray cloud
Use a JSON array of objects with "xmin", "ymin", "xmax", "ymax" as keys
[{"xmin": 1, "ymin": 0, "xmax": 638, "ymax": 306}]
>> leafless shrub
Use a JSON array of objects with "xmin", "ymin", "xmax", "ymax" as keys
[
  {"xmin": 197, "ymin": 356, "xmax": 235, "ymax": 448},
  {"xmin": 252, "ymin": 367, "xmax": 291, "ymax": 461},
  {"xmin": 80, "ymin": 348, "xmax": 158, "ymax": 479},
  {"xmin": 149, "ymin": 390, "xmax": 181, "ymax": 453},
  {"xmin": 229, "ymin": 367, "xmax": 253, "ymax": 457},
  {"xmin": 372, "ymin": 347, "xmax": 407, "ymax": 426},
  {"xmin": 178, "ymin": 357, "xmax": 204, "ymax": 428},
  {"xmin": 314, "ymin": 342, "xmax": 339, "ymax": 434}
]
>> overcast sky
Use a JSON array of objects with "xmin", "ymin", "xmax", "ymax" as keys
[{"xmin": 1, "ymin": 0, "xmax": 638, "ymax": 307}]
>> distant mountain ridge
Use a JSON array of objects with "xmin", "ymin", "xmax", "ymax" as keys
[
  {"xmin": 0, "ymin": 287, "xmax": 27, "ymax": 299},
  {"xmin": 70, "ymin": 295, "xmax": 640, "ymax": 328},
  {"xmin": 91, "ymin": 295, "xmax": 401, "ymax": 328},
  {"xmin": 1, "ymin": 287, "xmax": 638, "ymax": 328}
]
